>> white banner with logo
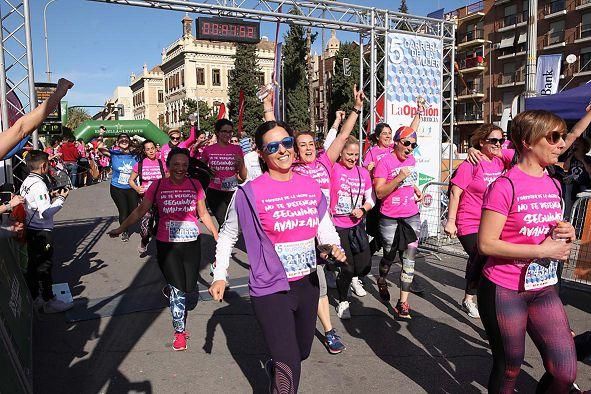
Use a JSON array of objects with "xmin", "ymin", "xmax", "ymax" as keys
[
  {"xmin": 536, "ymin": 54, "xmax": 562, "ymax": 96},
  {"xmin": 385, "ymin": 33, "xmax": 443, "ymax": 236}
]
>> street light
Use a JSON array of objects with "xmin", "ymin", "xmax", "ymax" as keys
[{"xmin": 43, "ymin": 0, "xmax": 58, "ymax": 82}]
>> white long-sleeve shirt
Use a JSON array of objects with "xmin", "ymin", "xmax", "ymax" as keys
[
  {"xmin": 213, "ymin": 192, "xmax": 341, "ymax": 283},
  {"xmin": 19, "ymin": 173, "xmax": 65, "ymax": 231}
]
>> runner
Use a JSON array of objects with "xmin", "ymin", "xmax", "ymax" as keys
[
  {"xmin": 444, "ymin": 124, "xmax": 514, "ymax": 319},
  {"xmin": 373, "ymin": 125, "xmax": 423, "ymax": 319},
  {"xmin": 330, "ymin": 136, "xmax": 375, "ymax": 319},
  {"xmin": 200, "ymin": 119, "xmax": 247, "ymax": 228},
  {"xmin": 129, "ymin": 139, "xmax": 166, "ymax": 255},
  {"xmin": 160, "ymin": 125, "xmax": 198, "ymax": 165},
  {"xmin": 189, "ymin": 129, "xmax": 208, "ymax": 160},
  {"xmin": 478, "ymin": 110, "xmax": 577, "ymax": 392},
  {"xmin": 209, "ymin": 119, "xmax": 345, "ymax": 392},
  {"xmin": 109, "ymin": 147, "xmax": 218, "ymax": 351},
  {"xmin": 99, "ymin": 133, "xmax": 139, "ymax": 242}
]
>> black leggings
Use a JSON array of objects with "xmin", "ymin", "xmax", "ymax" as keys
[
  {"xmin": 478, "ymin": 277, "xmax": 576, "ymax": 393},
  {"xmin": 457, "ymin": 233, "xmax": 487, "ymax": 296},
  {"xmin": 110, "ymin": 185, "xmax": 139, "ymax": 225},
  {"xmin": 206, "ymin": 188, "xmax": 234, "ymax": 229},
  {"xmin": 250, "ymin": 273, "xmax": 320, "ymax": 393},
  {"xmin": 335, "ymin": 224, "xmax": 372, "ymax": 302},
  {"xmin": 26, "ymin": 229, "xmax": 55, "ymax": 301}
]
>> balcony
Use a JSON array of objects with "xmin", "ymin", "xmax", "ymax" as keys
[
  {"xmin": 498, "ymin": 11, "xmax": 527, "ymax": 32},
  {"xmin": 456, "ymin": 84, "xmax": 485, "ymax": 100},
  {"xmin": 574, "ymin": 56, "xmax": 591, "ymax": 76},
  {"xmin": 542, "ymin": 0, "xmax": 567, "ymax": 19},
  {"xmin": 575, "ymin": 24, "xmax": 591, "ymax": 43},
  {"xmin": 458, "ymin": 28, "xmax": 490, "ymax": 49},
  {"xmin": 498, "ymin": 73, "xmax": 515, "ymax": 88},
  {"xmin": 494, "ymin": 0, "xmax": 511, "ymax": 5},
  {"xmin": 456, "ymin": 1, "xmax": 485, "ymax": 22},
  {"xmin": 456, "ymin": 111, "xmax": 485, "ymax": 124},
  {"xmin": 576, "ymin": 0, "xmax": 591, "ymax": 10},
  {"xmin": 543, "ymin": 31, "xmax": 566, "ymax": 49},
  {"xmin": 457, "ymin": 56, "xmax": 486, "ymax": 73}
]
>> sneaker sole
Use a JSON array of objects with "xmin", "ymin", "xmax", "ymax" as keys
[
  {"xmin": 172, "ymin": 345, "xmax": 187, "ymax": 351},
  {"xmin": 461, "ymin": 306, "xmax": 480, "ymax": 319},
  {"xmin": 325, "ymin": 343, "xmax": 345, "ymax": 354}
]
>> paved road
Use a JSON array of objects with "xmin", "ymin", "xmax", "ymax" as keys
[{"xmin": 34, "ymin": 181, "xmax": 591, "ymax": 393}]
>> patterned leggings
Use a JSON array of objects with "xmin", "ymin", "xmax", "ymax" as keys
[
  {"xmin": 478, "ymin": 277, "xmax": 577, "ymax": 393},
  {"xmin": 139, "ymin": 208, "xmax": 152, "ymax": 246},
  {"xmin": 169, "ymin": 285, "xmax": 186, "ymax": 333}
]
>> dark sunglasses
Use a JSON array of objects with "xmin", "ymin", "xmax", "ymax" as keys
[
  {"xmin": 485, "ymin": 137, "xmax": 506, "ymax": 146},
  {"xmin": 263, "ymin": 136, "xmax": 295, "ymax": 154},
  {"xmin": 545, "ymin": 131, "xmax": 566, "ymax": 145},
  {"xmin": 400, "ymin": 140, "xmax": 418, "ymax": 149},
  {"xmin": 170, "ymin": 136, "xmax": 181, "ymax": 141}
]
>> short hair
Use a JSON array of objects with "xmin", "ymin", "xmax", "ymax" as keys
[
  {"xmin": 371, "ymin": 123, "xmax": 392, "ymax": 144},
  {"xmin": 254, "ymin": 121, "xmax": 294, "ymax": 151},
  {"xmin": 166, "ymin": 147, "xmax": 190, "ymax": 168},
  {"xmin": 294, "ymin": 130, "xmax": 315, "ymax": 143},
  {"xmin": 26, "ymin": 150, "xmax": 49, "ymax": 171},
  {"xmin": 214, "ymin": 118, "xmax": 233, "ymax": 133},
  {"xmin": 511, "ymin": 110, "xmax": 566, "ymax": 154},
  {"xmin": 469, "ymin": 123, "xmax": 503, "ymax": 150},
  {"xmin": 344, "ymin": 135, "xmax": 359, "ymax": 149}
]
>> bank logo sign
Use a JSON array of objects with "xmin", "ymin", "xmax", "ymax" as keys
[{"xmin": 536, "ymin": 54, "xmax": 562, "ymax": 96}]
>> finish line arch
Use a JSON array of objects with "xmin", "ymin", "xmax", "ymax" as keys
[{"xmin": 74, "ymin": 119, "xmax": 170, "ymax": 145}]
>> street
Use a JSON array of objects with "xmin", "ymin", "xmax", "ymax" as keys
[{"xmin": 34, "ymin": 180, "xmax": 591, "ymax": 393}]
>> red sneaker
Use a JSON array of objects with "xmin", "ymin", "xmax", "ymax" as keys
[{"xmin": 172, "ymin": 331, "xmax": 188, "ymax": 351}]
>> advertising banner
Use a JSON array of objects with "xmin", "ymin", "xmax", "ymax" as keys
[
  {"xmin": 385, "ymin": 33, "xmax": 443, "ymax": 236},
  {"xmin": 536, "ymin": 54, "xmax": 562, "ymax": 96}
]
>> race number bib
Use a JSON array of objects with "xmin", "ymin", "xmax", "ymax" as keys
[
  {"xmin": 523, "ymin": 260, "xmax": 558, "ymax": 291},
  {"xmin": 221, "ymin": 176, "xmax": 238, "ymax": 191},
  {"xmin": 397, "ymin": 167, "xmax": 418, "ymax": 187},
  {"xmin": 335, "ymin": 194, "xmax": 353, "ymax": 215},
  {"xmin": 274, "ymin": 238, "xmax": 316, "ymax": 279},
  {"xmin": 117, "ymin": 173, "xmax": 130, "ymax": 185},
  {"xmin": 167, "ymin": 221, "xmax": 199, "ymax": 242}
]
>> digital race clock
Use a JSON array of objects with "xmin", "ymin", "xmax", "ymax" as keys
[{"xmin": 196, "ymin": 17, "xmax": 261, "ymax": 44}]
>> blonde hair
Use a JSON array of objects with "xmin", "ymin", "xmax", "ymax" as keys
[
  {"xmin": 469, "ymin": 123, "xmax": 503, "ymax": 150},
  {"xmin": 511, "ymin": 110, "xmax": 566, "ymax": 154},
  {"xmin": 344, "ymin": 135, "xmax": 359, "ymax": 148}
]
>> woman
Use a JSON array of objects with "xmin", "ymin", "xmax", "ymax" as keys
[
  {"xmin": 99, "ymin": 133, "xmax": 139, "ymax": 242},
  {"xmin": 478, "ymin": 110, "xmax": 577, "ymax": 393},
  {"xmin": 129, "ymin": 139, "xmax": 166, "ymax": 255},
  {"xmin": 209, "ymin": 120, "xmax": 345, "ymax": 392},
  {"xmin": 330, "ymin": 136, "xmax": 375, "ymax": 320},
  {"xmin": 444, "ymin": 124, "xmax": 514, "ymax": 319},
  {"xmin": 109, "ymin": 148, "xmax": 218, "ymax": 351},
  {"xmin": 189, "ymin": 129, "xmax": 208, "ymax": 160},
  {"xmin": 200, "ymin": 119, "xmax": 247, "ymax": 229},
  {"xmin": 373, "ymin": 125, "xmax": 423, "ymax": 319},
  {"xmin": 76, "ymin": 138, "xmax": 89, "ymax": 187},
  {"xmin": 160, "ymin": 125, "xmax": 198, "ymax": 165}
]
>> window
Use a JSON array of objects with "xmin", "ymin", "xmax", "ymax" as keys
[
  {"xmin": 257, "ymin": 72, "xmax": 265, "ymax": 86},
  {"xmin": 582, "ymin": 12, "xmax": 591, "ymax": 39},
  {"xmin": 212, "ymin": 69, "xmax": 221, "ymax": 86},
  {"xmin": 502, "ymin": 92, "xmax": 514, "ymax": 111},
  {"xmin": 504, "ymin": 4, "xmax": 517, "ymax": 17},
  {"xmin": 504, "ymin": 4, "xmax": 518, "ymax": 26},
  {"xmin": 196, "ymin": 68, "xmax": 205, "ymax": 85},
  {"xmin": 502, "ymin": 62, "xmax": 516, "ymax": 84},
  {"xmin": 180, "ymin": 69, "xmax": 184, "ymax": 87},
  {"xmin": 548, "ymin": 20, "xmax": 565, "ymax": 45},
  {"xmin": 581, "ymin": 47, "xmax": 591, "ymax": 72},
  {"xmin": 158, "ymin": 90, "xmax": 164, "ymax": 103}
]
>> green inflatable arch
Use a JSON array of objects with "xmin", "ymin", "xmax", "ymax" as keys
[{"xmin": 73, "ymin": 120, "xmax": 170, "ymax": 145}]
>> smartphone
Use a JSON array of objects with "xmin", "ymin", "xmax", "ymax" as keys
[{"xmin": 0, "ymin": 191, "xmax": 11, "ymax": 204}]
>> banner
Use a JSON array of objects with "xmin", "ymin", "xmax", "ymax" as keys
[
  {"xmin": 536, "ymin": 54, "xmax": 562, "ymax": 96},
  {"xmin": 385, "ymin": 33, "xmax": 443, "ymax": 236}
]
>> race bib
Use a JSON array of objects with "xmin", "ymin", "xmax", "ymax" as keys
[
  {"xmin": 335, "ymin": 194, "xmax": 353, "ymax": 215},
  {"xmin": 221, "ymin": 176, "xmax": 238, "ymax": 191},
  {"xmin": 274, "ymin": 238, "xmax": 316, "ymax": 279},
  {"xmin": 523, "ymin": 260, "xmax": 558, "ymax": 291},
  {"xmin": 167, "ymin": 221, "xmax": 199, "ymax": 242},
  {"xmin": 117, "ymin": 173, "xmax": 130, "ymax": 185},
  {"xmin": 397, "ymin": 167, "xmax": 418, "ymax": 187}
]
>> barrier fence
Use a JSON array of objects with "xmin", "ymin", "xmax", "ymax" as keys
[{"xmin": 563, "ymin": 192, "xmax": 591, "ymax": 289}]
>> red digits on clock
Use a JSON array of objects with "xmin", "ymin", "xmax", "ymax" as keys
[
  {"xmin": 239, "ymin": 25, "xmax": 245, "ymax": 37},
  {"xmin": 221, "ymin": 24, "xmax": 228, "ymax": 36},
  {"xmin": 203, "ymin": 22, "xmax": 210, "ymax": 34},
  {"xmin": 247, "ymin": 26, "xmax": 254, "ymax": 38}
]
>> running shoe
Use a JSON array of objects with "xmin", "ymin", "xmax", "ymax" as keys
[
  {"xmin": 264, "ymin": 358, "xmax": 274, "ymax": 393},
  {"xmin": 350, "ymin": 277, "xmax": 367, "ymax": 297},
  {"xmin": 325, "ymin": 269, "xmax": 337, "ymax": 289},
  {"xmin": 409, "ymin": 276, "xmax": 426, "ymax": 295},
  {"xmin": 394, "ymin": 299, "xmax": 412, "ymax": 319},
  {"xmin": 324, "ymin": 329, "xmax": 346, "ymax": 354},
  {"xmin": 336, "ymin": 301, "xmax": 351, "ymax": 320},
  {"xmin": 137, "ymin": 242, "xmax": 147, "ymax": 255},
  {"xmin": 172, "ymin": 331, "xmax": 188, "ymax": 351},
  {"xmin": 121, "ymin": 232, "xmax": 130, "ymax": 242},
  {"xmin": 461, "ymin": 300, "xmax": 480, "ymax": 319},
  {"xmin": 377, "ymin": 278, "xmax": 390, "ymax": 302},
  {"xmin": 43, "ymin": 298, "xmax": 74, "ymax": 314}
]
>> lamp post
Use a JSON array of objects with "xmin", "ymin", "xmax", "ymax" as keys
[{"xmin": 43, "ymin": 0, "xmax": 58, "ymax": 82}]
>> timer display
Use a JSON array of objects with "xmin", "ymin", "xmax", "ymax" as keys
[{"xmin": 196, "ymin": 17, "xmax": 260, "ymax": 44}]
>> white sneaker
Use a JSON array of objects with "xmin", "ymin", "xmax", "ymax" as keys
[
  {"xmin": 43, "ymin": 298, "xmax": 74, "ymax": 314},
  {"xmin": 325, "ymin": 270, "xmax": 337, "ymax": 289},
  {"xmin": 350, "ymin": 277, "xmax": 367, "ymax": 297},
  {"xmin": 462, "ymin": 299, "xmax": 480, "ymax": 319},
  {"xmin": 137, "ymin": 243, "xmax": 147, "ymax": 255},
  {"xmin": 336, "ymin": 301, "xmax": 351, "ymax": 320}
]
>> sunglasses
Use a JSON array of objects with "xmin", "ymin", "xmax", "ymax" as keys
[
  {"xmin": 170, "ymin": 136, "xmax": 181, "ymax": 141},
  {"xmin": 485, "ymin": 137, "xmax": 506, "ymax": 146},
  {"xmin": 400, "ymin": 140, "xmax": 418, "ymax": 149},
  {"xmin": 262, "ymin": 136, "xmax": 295, "ymax": 154},
  {"xmin": 545, "ymin": 131, "xmax": 566, "ymax": 145}
]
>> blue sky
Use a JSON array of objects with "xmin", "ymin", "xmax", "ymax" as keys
[{"xmin": 29, "ymin": 0, "xmax": 470, "ymax": 107}]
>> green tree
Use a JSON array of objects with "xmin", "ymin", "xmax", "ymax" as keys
[
  {"xmin": 399, "ymin": 0, "xmax": 408, "ymax": 13},
  {"xmin": 228, "ymin": 43, "xmax": 262, "ymax": 136},
  {"xmin": 65, "ymin": 107, "xmax": 91, "ymax": 131},
  {"xmin": 282, "ymin": 21, "xmax": 314, "ymax": 131},
  {"xmin": 180, "ymin": 98, "xmax": 216, "ymax": 136}
]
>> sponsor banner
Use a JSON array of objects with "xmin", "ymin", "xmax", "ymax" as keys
[{"xmin": 536, "ymin": 54, "xmax": 562, "ymax": 96}]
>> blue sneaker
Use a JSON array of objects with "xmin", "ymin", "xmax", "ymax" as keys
[{"xmin": 324, "ymin": 329, "xmax": 346, "ymax": 354}]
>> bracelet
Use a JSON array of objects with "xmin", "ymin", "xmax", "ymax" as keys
[
  {"xmin": 360, "ymin": 207, "xmax": 367, "ymax": 215},
  {"xmin": 351, "ymin": 107, "xmax": 361, "ymax": 115}
]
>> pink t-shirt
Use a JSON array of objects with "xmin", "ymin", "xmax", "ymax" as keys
[
  {"xmin": 481, "ymin": 166, "xmax": 563, "ymax": 291},
  {"xmin": 363, "ymin": 145, "xmax": 391, "ymax": 169},
  {"xmin": 451, "ymin": 158, "xmax": 506, "ymax": 236},
  {"xmin": 373, "ymin": 153, "xmax": 419, "ymax": 218},
  {"xmin": 132, "ymin": 157, "xmax": 165, "ymax": 193},
  {"xmin": 144, "ymin": 177, "xmax": 205, "ymax": 243},
  {"xmin": 252, "ymin": 172, "xmax": 323, "ymax": 280},
  {"xmin": 292, "ymin": 152, "xmax": 333, "ymax": 203},
  {"xmin": 330, "ymin": 163, "xmax": 372, "ymax": 228},
  {"xmin": 201, "ymin": 143, "xmax": 244, "ymax": 191}
]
